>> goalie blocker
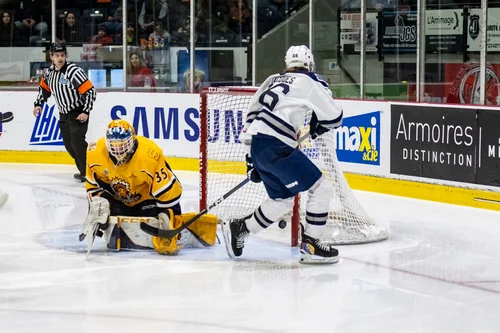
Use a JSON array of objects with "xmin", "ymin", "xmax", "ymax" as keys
[{"xmin": 80, "ymin": 197, "xmax": 218, "ymax": 255}]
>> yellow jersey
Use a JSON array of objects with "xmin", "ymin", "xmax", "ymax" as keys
[{"xmin": 86, "ymin": 136, "xmax": 182, "ymax": 210}]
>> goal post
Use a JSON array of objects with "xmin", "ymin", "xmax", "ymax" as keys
[{"xmin": 199, "ymin": 86, "xmax": 389, "ymax": 246}]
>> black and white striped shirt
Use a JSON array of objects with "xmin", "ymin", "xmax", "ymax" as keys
[{"xmin": 34, "ymin": 62, "xmax": 96, "ymax": 114}]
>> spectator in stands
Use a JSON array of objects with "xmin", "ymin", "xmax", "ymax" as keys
[
  {"xmin": 258, "ymin": 0, "xmax": 286, "ymax": 37},
  {"xmin": 148, "ymin": 22, "xmax": 170, "ymax": 49},
  {"xmin": 204, "ymin": 0, "xmax": 230, "ymax": 35},
  {"xmin": 194, "ymin": 0, "xmax": 211, "ymax": 41},
  {"xmin": 127, "ymin": 51, "xmax": 156, "ymax": 89},
  {"xmin": 138, "ymin": 0, "xmax": 169, "ymax": 35},
  {"xmin": 167, "ymin": 0, "xmax": 188, "ymax": 35},
  {"xmin": 57, "ymin": 12, "xmax": 82, "ymax": 45},
  {"xmin": 181, "ymin": 67, "xmax": 204, "ymax": 93},
  {"xmin": 90, "ymin": 25, "xmax": 113, "ymax": 45},
  {"xmin": 126, "ymin": 23, "xmax": 138, "ymax": 46},
  {"xmin": 228, "ymin": 0, "xmax": 251, "ymax": 34},
  {"xmin": 0, "ymin": 11, "xmax": 24, "ymax": 46},
  {"xmin": 14, "ymin": 0, "xmax": 50, "ymax": 45},
  {"xmin": 99, "ymin": 1, "xmax": 123, "ymax": 35},
  {"xmin": 172, "ymin": 15, "xmax": 194, "ymax": 45}
]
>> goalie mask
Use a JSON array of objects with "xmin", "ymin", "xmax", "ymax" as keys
[
  {"xmin": 285, "ymin": 45, "xmax": 315, "ymax": 72},
  {"xmin": 105, "ymin": 119, "xmax": 136, "ymax": 164}
]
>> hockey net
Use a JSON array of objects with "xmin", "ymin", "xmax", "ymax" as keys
[{"xmin": 199, "ymin": 87, "xmax": 388, "ymax": 246}]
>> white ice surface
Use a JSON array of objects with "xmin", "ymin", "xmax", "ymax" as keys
[{"xmin": 0, "ymin": 163, "xmax": 499, "ymax": 333}]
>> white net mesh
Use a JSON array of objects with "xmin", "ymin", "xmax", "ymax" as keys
[{"xmin": 202, "ymin": 88, "xmax": 388, "ymax": 245}]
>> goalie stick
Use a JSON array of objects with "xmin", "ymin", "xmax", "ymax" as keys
[
  {"xmin": 85, "ymin": 223, "xmax": 101, "ymax": 260},
  {"xmin": 139, "ymin": 132, "xmax": 311, "ymax": 239}
]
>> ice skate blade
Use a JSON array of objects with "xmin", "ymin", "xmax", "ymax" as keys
[
  {"xmin": 299, "ymin": 252, "xmax": 339, "ymax": 265},
  {"xmin": 220, "ymin": 220, "xmax": 236, "ymax": 259}
]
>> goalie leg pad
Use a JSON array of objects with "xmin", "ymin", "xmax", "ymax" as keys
[
  {"xmin": 184, "ymin": 213, "xmax": 218, "ymax": 246},
  {"xmin": 107, "ymin": 214, "xmax": 182, "ymax": 255},
  {"xmin": 109, "ymin": 215, "xmax": 163, "ymax": 251},
  {"xmin": 152, "ymin": 235, "xmax": 182, "ymax": 255},
  {"xmin": 104, "ymin": 212, "xmax": 219, "ymax": 255},
  {"xmin": 102, "ymin": 216, "xmax": 119, "ymax": 250},
  {"xmin": 152, "ymin": 211, "xmax": 183, "ymax": 255},
  {"xmin": 152, "ymin": 212, "xmax": 218, "ymax": 254}
]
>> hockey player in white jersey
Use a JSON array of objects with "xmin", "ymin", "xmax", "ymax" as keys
[{"xmin": 221, "ymin": 45, "xmax": 343, "ymax": 264}]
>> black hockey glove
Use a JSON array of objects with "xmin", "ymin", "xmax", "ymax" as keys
[
  {"xmin": 309, "ymin": 112, "xmax": 330, "ymax": 140},
  {"xmin": 245, "ymin": 154, "xmax": 262, "ymax": 183}
]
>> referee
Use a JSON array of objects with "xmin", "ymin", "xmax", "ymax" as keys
[{"xmin": 33, "ymin": 42, "xmax": 96, "ymax": 182}]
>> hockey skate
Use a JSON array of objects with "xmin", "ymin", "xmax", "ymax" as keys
[
  {"xmin": 300, "ymin": 227, "xmax": 339, "ymax": 264},
  {"xmin": 221, "ymin": 215, "xmax": 250, "ymax": 258}
]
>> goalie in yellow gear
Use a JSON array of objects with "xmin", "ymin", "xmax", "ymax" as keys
[{"xmin": 80, "ymin": 119, "xmax": 217, "ymax": 255}]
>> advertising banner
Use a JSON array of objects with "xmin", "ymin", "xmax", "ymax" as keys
[
  {"xmin": 468, "ymin": 8, "xmax": 500, "ymax": 52},
  {"xmin": 334, "ymin": 111, "xmax": 381, "ymax": 165},
  {"xmin": 340, "ymin": 12, "xmax": 378, "ymax": 52},
  {"xmin": 0, "ymin": 90, "xmax": 394, "ymax": 177},
  {"xmin": 444, "ymin": 63, "xmax": 500, "ymax": 105},
  {"xmin": 381, "ymin": 11, "xmax": 418, "ymax": 53},
  {"xmin": 406, "ymin": 63, "xmax": 500, "ymax": 105},
  {"xmin": 425, "ymin": 9, "xmax": 464, "ymax": 52},
  {"xmin": 332, "ymin": 99, "xmax": 390, "ymax": 174},
  {"xmin": 390, "ymin": 104, "xmax": 477, "ymax": 183},
  {"xmin": 476, "ymin": 109, "xmax": 500, "ymax": 186},
  {"xmin": 0, "ymin": 92, "xmax": 203, "ymax": 158}
]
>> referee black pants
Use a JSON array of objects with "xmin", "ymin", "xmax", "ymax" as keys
[{"xmin": 59, "ymin": 110, "xmax": 88, "ymax": 176}]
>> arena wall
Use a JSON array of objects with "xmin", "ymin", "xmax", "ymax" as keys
[{"xmin": 1, "ymin": 91, "xmax": 499, "ymax": 210}]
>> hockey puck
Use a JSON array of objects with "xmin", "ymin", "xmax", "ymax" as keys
[{"xmin": 278, "ymin": 220, "xmax": 287, "ymax": 229}]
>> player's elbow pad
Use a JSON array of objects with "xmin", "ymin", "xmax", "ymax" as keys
[{"xmin": 322, "ymin": 110, "xmax": 343, "ymax": 129}]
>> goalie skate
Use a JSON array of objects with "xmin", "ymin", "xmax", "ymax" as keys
[{"xmin": 299, "ymin": 233, "xmax": 339, "ymax": 265}]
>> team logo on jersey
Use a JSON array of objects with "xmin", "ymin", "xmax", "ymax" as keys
[
  {"xmin": 110, "ymin": 177, "xmax": 141, "ymax": 204},
  {"xmin": 59, "ymin": 76, "xmax": 68, "ymax": 85},
  {"xmin": 30, "ymin": 103, "xmax": 64, "ymax": 146},
  {"xmin": 147, "ymin": 148, "xmax": 160, "ymax": 161}
]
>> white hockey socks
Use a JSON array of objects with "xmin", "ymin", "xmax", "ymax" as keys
[
  {"xmin": 245, "ymin": 197, "xmax": 294, "ymax": 234},
  {"xmin": 304, "ymin": 177, "xmax": 333, "ymax": 239}
]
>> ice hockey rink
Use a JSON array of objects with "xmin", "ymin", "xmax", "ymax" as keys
[{"xmin": 0, "ymin": 163, "xmax": 500, "ymax": 333}]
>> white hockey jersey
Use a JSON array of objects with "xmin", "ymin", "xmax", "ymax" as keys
[{"xmin": 239, "ymin": 71, "xmax": 343, "ymax": 149}]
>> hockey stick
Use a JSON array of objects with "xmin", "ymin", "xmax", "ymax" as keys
[
  {"xmin": 139, "ymin": 132, "xmax": 311, "ymax": 239},
  {"xmin": 140, "ymin": 177, "xmax": 251, "ymax": 238}
]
